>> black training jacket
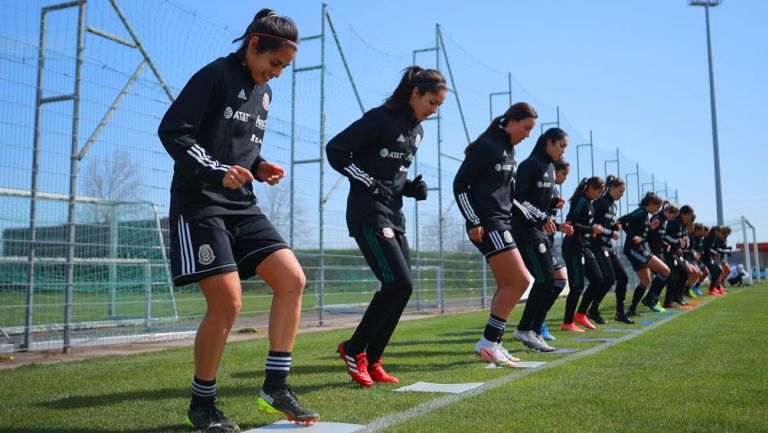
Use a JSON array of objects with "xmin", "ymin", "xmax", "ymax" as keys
[
  {"xmin": 511, "ymin": 148, "xmax": 556, "ymax": 241},
  {"xmin": 648, "ymin": 212, "xmax": 667, "ymax": 255},
  {"xmin": 326, "ymin": 106, "xmax": 423, "ymax": 236},
  {"xmin": 618, "ymin": 208, "xmax": 651, "ymax": 252},
  {"xmin": 159, "ymin": 50, "xmax": 271, "ymax": 220},
  {"xmin": 591, "ymin": 193, "xmax": 620, "ymax": 250},
  {"xmin": 562, "ymin": 195, "xmax": 595, "ymax": 250},
  {"xmin": 702, "ymin": 233, "xmax": 719, "ymax": 259},
  {"xmin": 665, "ymin": 218, "xmax": 686, "ymax": 257},
  {"xmin": 453, "ymin": 129, "xmax": 518, "ymax": 232}
]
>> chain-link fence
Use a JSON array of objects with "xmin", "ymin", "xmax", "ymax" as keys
[{"xmin": 1, "ymin": 0, "xmax": 753, "ymax": 352}]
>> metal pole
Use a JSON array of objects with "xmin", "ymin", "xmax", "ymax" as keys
[
  {"xmin": 508, "ymin": 72, "xmax": 512, "ymax": 105},
  {"xmin": 144, "ymin": 262, "xmax": 152, "ymax": 331},
  {"xmin": 152, "ymin": 204, "xmax": 177, "ymax": 319},
  {"xmin": 589, "ymin": 130, "xmax": 595, "ymax": 176},
  {"xmin": 109, "ymin": 0, "xmax": 174, "ymax": 102},
  {"xmin": 616, "ymin": 148, "xmax": 622, "ymax": 216},
  {"xmin": 108, "ymin": 205, "xmax": 118, "ymax": 319},
  {"xmin": 635, "ymin": 163, "xmax": 640, "ymax": 205},
  {"xmin": 325, "ymin": 9, "xmax": 365, "ymax": 114},
  {"xmin": 436, "ymin": 26, "xmax": 470, "ymax": 143},
  {"xmin": 436, "ymin": 24, "xmax": 444, "ymax": 266},
  {"xmin": 317, "ymin": 3, "xmax": 327, "ymax": 326},
  {"xmin": 750, "ymin": 222, "xmax": 760, "ymax": 283},
  {"xmin": 25, "ymin": 6, "xmax": 49, "ymax": 351},
  {"xmin": 741, "ymin": 216, "xmax": 752, "ymax": 283},
  {"xmin": 703, "ymin": 5, "xmax": 724, "ymax": 224},
  {"xmin": 289, "ymin": 55, "xmax": 296, "ymax": 248},
  {"xmin": 63, "ymin": 0, "xmax": 87, "ymax": 353}
]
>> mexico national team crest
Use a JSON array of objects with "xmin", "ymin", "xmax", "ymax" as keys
[
  {"xmin": 262, "ymin": 92, "xmax": 270, "ymax": 111},
  {"xmin": 503, "ymin": 231, "xmax": 513, "ymax": 244},
  {"xmin": 538, "ymin": 242, "xmax": 547, "ymax": 253},
  {"xmin": 382, "ymin": 227, "xmax": 395, "ymax": 239},
  {"xmin": 198, "ymin": 244, "xmax": 215, "ymax": 266}
]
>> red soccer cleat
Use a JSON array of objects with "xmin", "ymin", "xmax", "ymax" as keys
[
  {"xmin": 367, "ymin": 359, "xmax": 400, "ymax": 383},
  {"xmin": 337, "ymin": 342, "xmax": 373, "ymax": 387},
  {"xmin": 574, "ymin": 313, "xmax": 596, "ymax": 330},
  {"xmin": 561, "ymin": 322, "xmax": 586, "ymax": 333}
]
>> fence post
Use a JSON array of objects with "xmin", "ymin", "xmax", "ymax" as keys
[{"xmin": 144, "ymin": 262, "xmax": 152, "ymax": 331}]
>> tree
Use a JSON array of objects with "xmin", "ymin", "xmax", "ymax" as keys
[{"xmin": 81, "ymin": 148, "xmax": 142, "ymax": 223}]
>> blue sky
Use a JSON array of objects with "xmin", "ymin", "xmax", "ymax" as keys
[
  {"xmin": 1, "ymin": 0, "xmax": 765, "ymax": 246},
  {"xmin": 182, "ymin": 0, "xmax": 767, "ymax": 238}
]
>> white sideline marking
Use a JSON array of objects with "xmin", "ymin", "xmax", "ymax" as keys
[
  {"xmin": 245, "ymin": 421, "xmax": 363, "ymax": 432},
  {"xmin": 484, "ymin": 361, "xmax": 546, "ymax": 369},
  {"xmin": 358, "ymin": 293, "xmax": 735, "ymax": 433},
  {"xmin": 393, "ymin": 382, "xmax": 484, "ymax": 394}
]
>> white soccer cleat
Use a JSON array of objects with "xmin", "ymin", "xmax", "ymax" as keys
[{"xmin": 474, "ymin": 338, "xmax": 516, "ymax": 367}]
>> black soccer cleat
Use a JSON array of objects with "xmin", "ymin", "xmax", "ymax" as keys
[
  {"xmin": 256, "ymin": 385, "xmax": 319, "ymax": 426},
  {"xmin": 588, "ymin": 310, "xmax": 607, "ymax": 325},
  {"xmin": 614, "ymin": 312, "xmax": 636, "ymax": 324},
  {"xmin": 185, "ymin": 403, "xmax": 240, "ymax": 432}
]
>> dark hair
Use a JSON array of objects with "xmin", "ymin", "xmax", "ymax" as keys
[
  {"xmin": 383, "ymin": 66, "xmax": 446, "ymax": 112},
  {"xmin": 664, "ymin": 203, "xmax": 679, "ymax": 214},
  {"xmin": 465, "ymin": 102, "xmax": 537, "ymax": 155},
  {"xmin": 639, "ymin": 192, "xmax": 662, "ymax": 208},
  {"xmin": 723, "ymin": 226, "xmax": 732, "ymax": 236},
  {"xmin": 604, "ymin": 174, "xmax": 625, "ymax": 193},
  {"xmin": 680, "ymin": 205, "xmax": 694, "ymax": 216},
  {"xmin": 569, "ymin": 176, "xmax": 604, "ymax": 202},
  {"xmin": 233, "ymin": 9, "xmax": 299, "ymax": 52},
  {"xmin": 531, "ymin": 127, "xmax": 567, "ymax": 159},
  {"xmin": 553, "ymin": 158, "xmax": 570, "ymax": 171}
]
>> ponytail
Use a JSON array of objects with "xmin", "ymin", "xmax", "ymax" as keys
[
  {"xmin": 639, "ymin": 192, "xmax": 662, "ymax": 208},
  {"xmin": 569, "ymin": 176, "xmax": 604, "ymax": 203},
  {"xmin": 465, "ymin": 102, "xmax": 537, "ymax": 155},
  {"xmin": 233, "ymin": 9, "xmax": 299, "ymax": 52},
  {"xmin": 383, "ymin": 66, "xmax": 446, "ymax": 112}
]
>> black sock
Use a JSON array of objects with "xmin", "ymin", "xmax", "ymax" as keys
[
  {"xmin": 483, "ymin": 314, "xmax": 506, "ymax": 343},
  {"xmin": 648, "ymin": 275, "xmax": 667, "ymax": 303},
  {"xmin": 629, "ymin": 284, "xmax": 647, "ymax": 310},
  {"xmin": 263, "ymin": 351, "xmax": 291, "ymax": 391},
  {"xmin": 191, "ymin": 376, "xmax": 216, "ymax": 408}
]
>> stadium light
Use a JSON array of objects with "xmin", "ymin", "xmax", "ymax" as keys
[{"xmin": 688, "ymin": 0, "xmax": 724, "ymax": 224}]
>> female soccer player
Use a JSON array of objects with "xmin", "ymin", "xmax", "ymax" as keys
[
  {"xmin": 535, "ymin": 158, "xmax": 574, "ymax": 340},
  {"xmin": 587, "ymin": 175, "xmax": 635, "ymax": 324},
  {"xmin": 158, "ymin": 9, "xmax": 318, "ymax": 430},
  {"xmin": 511, "ymin": 128, "xmax": 571, "ymax": 351},
  {"xmin": 561, "ymin": 177, "xmax": 605, "ymax": 332},
  {"xmin": 620, "ymin": 193, "xmax": 671, "ymax": 316},
  {"xmin": 453, "ymin": 102, "xmax": 538, "ymax": 366},
  {"xmin": 327, "ymin": 66, "xmax": 447, "ymax": 386}
]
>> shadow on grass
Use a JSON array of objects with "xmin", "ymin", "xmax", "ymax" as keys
[{"xmin": 1, "ymin": 426, "xmax": 188, "ymax": 433}]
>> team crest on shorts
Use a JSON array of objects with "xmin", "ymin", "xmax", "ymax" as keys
[
  {"xmin": 198, "ymin": 244, "xmax": 215, "ymax": 266},
  {"xmin": 504, "ymin": 231, "xmax": 513, "ymax": 244},
  {"xmin": 538, "ymin": 242, "xmax": 547, "ymax": 253},
  {"xmin": 581, "ymin": 256, "xmax": 586, "ymax": 265},
  {"xmin": 382, "ymin": 227, "xmax": 395, "ymax": 239}
]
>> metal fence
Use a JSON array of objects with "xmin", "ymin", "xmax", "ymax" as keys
[{"xmin": 1, "ymin": 0, "xmax": 753, "ymax": 353}]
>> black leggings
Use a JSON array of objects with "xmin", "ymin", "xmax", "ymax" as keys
[
  {"xmin": 516, "ymin": 237, "xmax": 558, "ymax": 333},
  {"xmin": 591, "ymin": 248, "xmax": 630, "ymax": 313},
  {"xmin": 346, "ymin": 228, "xmax": 412, "ymax": 364},
  {"xmin": 563, "ymin": 244, "xmax": 604, "ymax": 323},
  {"xmin": 703, "ymin": 256, "xmax": 722, "ymax": 289}
]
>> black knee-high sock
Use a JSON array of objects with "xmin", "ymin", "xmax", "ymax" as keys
[
  {"xmin": 263, "ymin": 351, "xmax": 291, "ymax": 391},
  {"xmin": 517, "ymin": 282, "xmax": 549, "ymax": 332},
  {"xmin": 483, "ymin": 314, "xmax": 506, "ymax": 343},
  {"xmin": 533, "ymin": 279, "xmax": 567, "ymax": 333},
  {"xmin": 629, "ymin": 284, "xmax": 647, "ymax": 310},
  {"xmin": 646, "ymin": 274, "xmax": 667, "ymax": 303}
]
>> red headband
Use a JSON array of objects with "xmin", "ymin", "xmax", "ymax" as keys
[{"xmin": 250, "ymin": 33, "xmax": 298, "ymax": 49}]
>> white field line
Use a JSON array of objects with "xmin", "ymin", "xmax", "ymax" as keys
[{"xmin": 359, "ymin": 289, "xmax": 742, "ymax": 433}]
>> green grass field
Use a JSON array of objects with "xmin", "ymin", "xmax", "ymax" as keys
[{"xmin": 2, "ymin": 284, "xmax": 766, "ymax": 433}]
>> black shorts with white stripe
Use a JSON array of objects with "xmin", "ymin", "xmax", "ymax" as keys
[
  {"xmin": 170, "ymin": 212, "xmax": 289, "ymax": 286},
  {"xmin": 624, "ymin": 242, "xmax": 653, "ymax": 271},
  {"xmin": 470, "ymin": 228, "xmax": 517, "ymax": 259}
]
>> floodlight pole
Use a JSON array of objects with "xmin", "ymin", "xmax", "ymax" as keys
[{"xmin": 690, "ymin": 0, "xmax": 723, "ymax": 224}]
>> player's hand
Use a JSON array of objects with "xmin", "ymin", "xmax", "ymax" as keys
[
  {"xmin": 560, "ymin": 221, "xmax": 574, "ymax": 236},
  {"xmin": 633, "ymin": 236, "xmax": 642, "ymax": 244},
  {"xmin": 555, "ymin": 198, "xmax": 565, "ymax": 209},
  {"xmin": 650, "ymin": 219, "xmax": 660, "ymax": 230},
  {"xmin": 468, "ymin": 226, "xmax": 484, "ymax": 242},
  {"xmin": 543, "ymin": 219, "xmax": 557, "ymax": 234},
  {"xmin": 223, "ymin": 165, "xmax": 255, "ymax": 189},
  {"xmin": 592, "ymin": 224, "xmax": 604, "ymax": 237},
  {"xmin": 256, "ymin": 161, "xmax": 286, "ymax": 185},
  {"xmin": 611, "ymin": 231, "xmax": 621, "ymax": 240}
]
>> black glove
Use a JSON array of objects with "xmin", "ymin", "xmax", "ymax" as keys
[
  {"xmin": 367, "ymin": 179, "xmax": 393, "ymax": 205},
  {"xmin": 402, "ymin": 175, "xmax": 428, "ymax": 201}
]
